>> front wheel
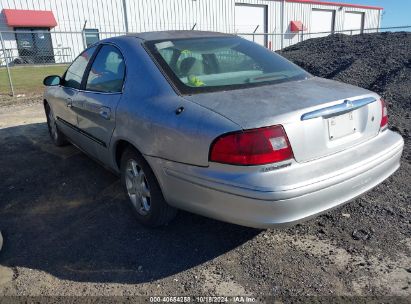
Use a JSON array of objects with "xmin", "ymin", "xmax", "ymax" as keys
[
  {"xmin": 45, "ymin": 103, "xmax": 68, "ymax": 146},
  {"xmin": 120, "ymin": 148, "xmax": 177, "ymax": 227}
]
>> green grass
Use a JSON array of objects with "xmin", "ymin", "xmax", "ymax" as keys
[{"xmin": 0, "ymin": 65, "xmax": 67, "ymax": 96}]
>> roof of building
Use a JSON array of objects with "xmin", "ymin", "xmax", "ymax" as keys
[
  {"xmin": 131, "ymin": 30, "xmax": 234, "ymax": 41},
  {"xmin": 286, "ymin": 0, "xmax": 383, "ymax": 10},
  {"xmin": 2, "ymin": 9, "xmax": 58, "ymax": 28}
]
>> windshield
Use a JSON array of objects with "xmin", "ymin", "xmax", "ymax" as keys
[{"xmin": 145, "ymin": 36, "xmax": 311, "ymax": 94}]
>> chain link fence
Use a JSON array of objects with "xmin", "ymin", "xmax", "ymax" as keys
[
  {"xmin": 1, "ymin": 25, "xmax": 410, "ymax": 97},
  {"xmin": 0, "ymin": 29, "xmax": 128, "ymax": 97}
]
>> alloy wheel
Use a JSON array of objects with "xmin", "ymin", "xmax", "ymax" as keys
[{"xmin": 125, "ymin": 159, "xmax": 151, "ymax": 215}]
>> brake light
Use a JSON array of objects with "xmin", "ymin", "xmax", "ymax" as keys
[
  {"xmin": 209, "ymin": 125, "xmax": 294, "ymax": 165},
  {"xmin": 380, "ymin": 98, "xmax": 388, "ymax": 130}
]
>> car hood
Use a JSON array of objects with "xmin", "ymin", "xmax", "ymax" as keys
[{"xmin": 183, "ymin": 77, "xmax": 374, "ymax": 129}]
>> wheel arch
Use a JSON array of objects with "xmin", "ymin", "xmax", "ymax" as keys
[
  {"xmin": 113, "ymin": 139, "xmax": 169, "ymax": 201},
  {"xmin": 113, "ymin": 139, "xmax": 143, "ymax": 171},
  {"xmin": 43, "ymin": 98, "xmax": 49, "ymax": 109}
]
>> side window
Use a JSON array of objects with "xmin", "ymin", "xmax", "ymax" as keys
[
  {"xmin": 64, "ymin": 46, "xmax": 96, "ymax": 89},
  {"xmin": 85, "ymin": 45, "xmax": 125, "ymax": 93}
]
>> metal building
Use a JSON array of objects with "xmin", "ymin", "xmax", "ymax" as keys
[{"xmin": 0, "ymin": 0, "xmax": 382, "ymax": 63}]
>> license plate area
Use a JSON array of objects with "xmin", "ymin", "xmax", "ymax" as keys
[{"xmin": 327, "ymin": 111, "xmax": 356, "ymax": 140}]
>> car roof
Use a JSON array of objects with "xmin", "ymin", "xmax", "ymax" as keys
[{"xmin": 128, "ymin": 30, "xmax": 234, "ymax": 41}]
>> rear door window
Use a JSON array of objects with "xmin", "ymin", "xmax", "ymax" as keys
[{"xmin": 85, "ymin": 45, "xmax": 125, "ymax": 93}]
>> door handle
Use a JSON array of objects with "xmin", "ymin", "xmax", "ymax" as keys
[
  {"xmin": 67, "ymin": 98, "xmax": 73, "ymax": 108},
  {"xmin": 99, "ymin": 107, "xmax": 111, "ymax": 120}
]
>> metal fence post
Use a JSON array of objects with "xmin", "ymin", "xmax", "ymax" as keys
[
  {"xmin": 252, "ymin": 25, "xmax": 259, "ymax": 43},
  {"xmin": 82, "ymin": 20, "xmax": 88, "ymax": 49},
  {"xmin": 81, "ymin": 30, "xmax": 87, "ymax": 49},
  {"xmin": 0, "ymin": 31, "xmax": 14, "ymax": 97}
]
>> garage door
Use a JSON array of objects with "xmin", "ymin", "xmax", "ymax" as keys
[
  {"xmin": 311, "ymin": 9, "xmax": 335, "ymax": 38},
  {"xmin": 235, "ymin": 4, "xmax": 267, "ymax": 47},
  {"xmin": 344, "ymin": 12, "xmax": 364, "ymax": 35}
]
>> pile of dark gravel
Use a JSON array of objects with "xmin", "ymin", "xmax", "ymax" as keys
[{"xmin": 279, "ymin": 32, "xmax": 411, "ymax": 139}]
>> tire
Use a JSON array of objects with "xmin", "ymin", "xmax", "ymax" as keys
[
  {"xmin": 44, "ymin": 102, "xmax": 68, "ymax": 146},
  {"xmin": 120, "ymin": 148, "xmax": 177, "ymax": 227}
]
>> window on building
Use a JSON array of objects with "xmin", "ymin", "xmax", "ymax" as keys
[
  {"xmin": 84, "ymin": 29, "xmax": 100, "ymax": 47},
  {"xmin": 63, "ymin": 46, "xmax": 97, "ymax": 89},
  {"xmin": 85, "ymin": 45, "xmax": 125, "ymax": 93}
]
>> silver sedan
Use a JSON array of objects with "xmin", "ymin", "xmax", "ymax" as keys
[{"xmin": 43, "ymin": 31, "xmax": 404, "ymax": 228}]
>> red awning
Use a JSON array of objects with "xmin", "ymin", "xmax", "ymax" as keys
[
  {"xmin": 2, "ymin": 9, "xmax": 57, "ymax": 28},
  {"xmin": 290, "ymin": 21, "xmax": 306, "ymax": 32}
]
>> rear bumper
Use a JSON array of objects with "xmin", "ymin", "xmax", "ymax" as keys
[{"xmin": 146, "ymin": 130, "xmax": 404, "ymax": 228}]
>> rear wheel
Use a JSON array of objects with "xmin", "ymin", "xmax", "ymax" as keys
[
  {"xmin": 44, "ymin": 103, "xmax": 68, "ymax": 146},
  {"xmin": 120, "ymin": 148, "xmax": 177, "ymax": 227}
]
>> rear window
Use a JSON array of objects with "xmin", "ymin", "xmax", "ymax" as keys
[{"xmin": 145, "ymin": 36, "xmax": 310, "ymax": 94}]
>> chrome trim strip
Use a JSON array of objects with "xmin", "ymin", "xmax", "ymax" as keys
[
  {"xmin": 56, "ymin": 117, "xmax": 107, "ymax": 148},
  {"xmin": 301, "ymin": 97, "xmax": 376, "ymax": 121}
]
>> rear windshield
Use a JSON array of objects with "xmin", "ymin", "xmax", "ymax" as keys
[{"xmin": 145, "ymin": 36, "xmax": 311, "ymax": 94}]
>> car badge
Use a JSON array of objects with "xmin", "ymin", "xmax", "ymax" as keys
[{"xmin": 345, "ymin": 100, "xmax": 354, "ymax": 108}]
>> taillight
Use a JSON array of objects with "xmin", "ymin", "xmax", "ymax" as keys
[
  {"xmin": 209, "ymin": 125, "xmax": 294, "ymax": 165},
  {"xmin": 380, "ymin": 98, "xmax": 388, "ymax": 131}
]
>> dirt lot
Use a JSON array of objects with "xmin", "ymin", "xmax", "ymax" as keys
[{"xmin": 0, "ymin": 33, "xmax": 410, "ymax": 301}]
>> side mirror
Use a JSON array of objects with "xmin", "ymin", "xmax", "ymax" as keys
[{"xmin": 43, "ymin": 75, "xmax": 61, "ymax": 86}]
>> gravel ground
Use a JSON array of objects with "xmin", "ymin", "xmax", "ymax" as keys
[{"xmin": 0, "ymin": 32, "xmax": 410, "ymax": 301}]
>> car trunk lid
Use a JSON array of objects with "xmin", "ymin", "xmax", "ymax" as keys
[{"xmin": 184, "ymin": 77, "xmax": 382, "ymax": 163}]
